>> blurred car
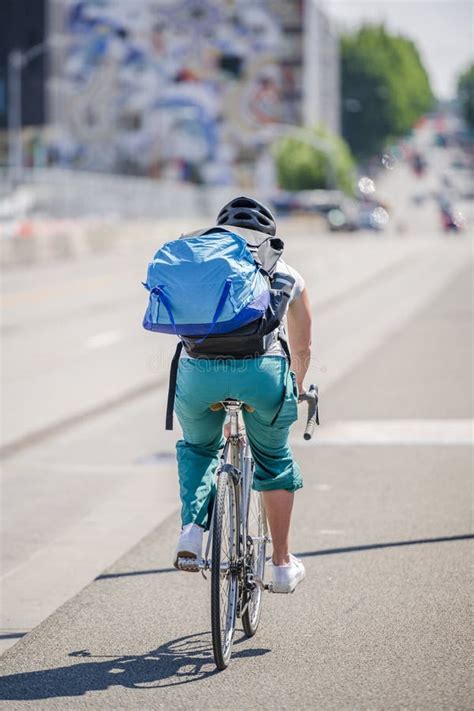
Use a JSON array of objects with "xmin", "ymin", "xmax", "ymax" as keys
[
  {"xmin": 270, "ymin": 190, "xmax": 390, "ymax": 232},
  {"xmin": 270, "ymin": 189, "xmax": 344, "ymax": 216},
  {"xmin": 438, "ymin": 197, "xmax": 465, "ymax": 233},
  {"xmin": 327, "ymin": 200, "xmax": 358, "ymax": 231},
  {"xmin": 411, "ymin": 151, "xmax": 427, "ymax": 177},
  {"xmin": 327, "ymin": 198, "xmax": 389, "ymax": 232},
  {"xmin": 433, "ymin": 133, "xmax": 448, "ymax": 148},
  {"xmin": 359, "ymin": 204, "xmax": 390, "ymax": 230}
]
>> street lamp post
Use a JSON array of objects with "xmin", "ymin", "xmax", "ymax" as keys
[
  {"xmin": 7, "ymin": 50, "xmax": 23, "ymax": 184},
  {"xmin": 7, "ymin": 36, "xmax": 67, "ymax": 185}
]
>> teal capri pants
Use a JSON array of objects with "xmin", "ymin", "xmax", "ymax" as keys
[{"xmin": 174, "ymin": 355, "xmax": 303, "ymax": 529}]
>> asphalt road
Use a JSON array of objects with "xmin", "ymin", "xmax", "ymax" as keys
[
  {"xmin": 1, "ymin": 135, "xmax": 473, "ymax": 705},
  {"xmin": 1, "ymin": 225, "xmax": 470, "ymax": 645},
  {"xmin": 0, "ymin": 243, "xmax": 472, "ymax": 709}
]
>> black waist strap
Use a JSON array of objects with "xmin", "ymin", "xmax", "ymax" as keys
[
  {"xmin": 165, "ymin": 333, "xmax": 290, "ymax": 430},
  {"xmin": 166, "ymin": 341, "xmax": 183, "ymax": 430}
]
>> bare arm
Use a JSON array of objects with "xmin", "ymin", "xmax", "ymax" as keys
[{"xmin": 287, "ymin": 287, "xmax": 312, "ymax": 395}]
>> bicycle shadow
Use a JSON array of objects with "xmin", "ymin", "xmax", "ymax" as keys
[{"xmin": 0, "ymin": 631, "xmax": 270, "ymax": 700}]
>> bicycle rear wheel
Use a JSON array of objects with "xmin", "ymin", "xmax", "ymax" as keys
[
  {"xmin": 242, "ymin": 488, "xmax": 267, "ymax": 637},
  {"xmin": 211, "ymin": 468, "xmax": 240, "ymax": 670}
]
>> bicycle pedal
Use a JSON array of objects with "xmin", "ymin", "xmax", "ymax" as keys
[
  {"xmin": 265, "ymin": 583, "xmax": 297, "ymax": 594},
  {"xmin": 177, "ymin": 557, "xmax": 201, "ymax": 572}
]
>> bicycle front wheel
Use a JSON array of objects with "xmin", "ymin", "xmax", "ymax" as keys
[{"xmin": 211, "ymin": 468, "xmax": 240, "ymax": 670}]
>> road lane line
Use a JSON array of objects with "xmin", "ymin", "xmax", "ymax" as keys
[
  {"xmin": 0, "ymin": 465, "xmax": 179, "ymax": 630},
  {"xmin": 296, "ymin": 419, "xmax": 474, "ymax": 446},
  {"xmin": 1, "ymin": 274, "xmax": 116, "ymax": 307},
  {"xmin": 84, "ymin": 330, "xmax": 122, "ymax": 349},
  {"xmin": 318, "ymin": 529, "xmax": 345, "ymax": 535},
  {"xmin": 0, "ymin": 375, "xmax": 168, "ymax": 460}
]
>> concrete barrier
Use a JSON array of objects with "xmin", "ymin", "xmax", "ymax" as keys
[
  {"xmin": 0, "ymin": 169, "xmax": 326, "ymax": 268},
  {"xmin": 0, "ymin": 214, "xmax": 325, "ymax": 268}
]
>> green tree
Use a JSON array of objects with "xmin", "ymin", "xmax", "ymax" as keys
[
  {"xmin": 457, "ymin": 64, "xmax": 474, "ymax": 130},
  {"xmin": 341, "ymin": 25, "xmax": 433, "ymax": 157},
  {"xmin": 274, "ymin": 125, "xmax": 356, "ymax": 194}
]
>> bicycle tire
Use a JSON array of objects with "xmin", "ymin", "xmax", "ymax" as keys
[
  {"xmin": 242, "ymin": 488, "xmax": 266, "ymax": 637},
  {"xmin": 211, "ymin": 468, "xmax": 240, "ymax": 670}
]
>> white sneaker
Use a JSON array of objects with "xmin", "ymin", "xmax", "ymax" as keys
[
  {"xmin": 173, "ymin": 523, "xmax": 203, "ymax": 571},
  {"xmin": 271, "ymin": 554, "xmax": 306, "ymax": 593}
]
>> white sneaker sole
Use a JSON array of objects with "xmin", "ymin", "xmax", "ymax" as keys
[
  {"xmin": 271, "ymin": 569, "xmax": 306, "ymax": 594},
  {"xmin": 173, "ymin": 550, "xmax": 201, "ymax": 572}
]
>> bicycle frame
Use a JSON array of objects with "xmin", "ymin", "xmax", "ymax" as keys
[
  {"xmin": 177, "ymin": 387, "xmax": 318, "ymax": 669},
  {"xmin": 199, "ymin": 403, "xmax": 242, "ymax": 574},
  {"xmin": 177, "ymin": 383, "xmax": 318, "ymax": 576},
  {"xmin": 193, "ymin": 401, "xmax": 267, "ymax": 582}
]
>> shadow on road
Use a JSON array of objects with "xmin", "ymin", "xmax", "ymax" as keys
[
  {"xmin": 0, "ymin": 631, "xmax": 270, "ymax": 700},
  {"xmin": 295, "ymin": 533, "xmax": 474, "ymax": 559},
  {"xmin": 96, "ymin": 567, "xmax": 176, "ymax": 580},
  {"xmin": 0, "ymin": 633, "xmax": 27, "ymax": 641},
  {"xmin": 94, "ymin": 533, "xmax": 474, "ymax": 581}
]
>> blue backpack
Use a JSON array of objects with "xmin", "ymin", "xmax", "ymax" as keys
[
  {"xmin": 142, "ymin": 230, "xmax": 269, "ymax": 339},
  {"xmin": 142, "ymin": 225, "xmax": 294, "ymax": 429}
]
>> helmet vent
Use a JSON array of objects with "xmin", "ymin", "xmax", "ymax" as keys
[
  {"xmin": 234, "ymin": 211, "xmax": 252, "ymax": 220},
  {"xmin": 231, "ymin": 197, "xmax": 257, "ymax": 209},
  {"xmin": 216, "ymin": 195, "xmax": 276, "ymax": 236}
]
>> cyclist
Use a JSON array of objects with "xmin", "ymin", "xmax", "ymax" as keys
[{"xmin": 173, "ymin": 197, "xmax": 312, "ymax": 593}]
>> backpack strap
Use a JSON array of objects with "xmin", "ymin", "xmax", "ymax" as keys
[
  {"xmin": 278, "ymin": 330, "xmax": 291, "ymax": 364},
  {"xmin": 166, "ymin": 341, "xmax": 183, "ymax": 430},
  {"xmin": 270, "ymin": 330, "xmax": 291, "ymax": 426},
  {"xmin": 151, "ymin": 286, "xmax": 179, "ymax": 336},
  {"xmin": 194, "ymin": 279, "xmax": 232, "ymax": 344}
]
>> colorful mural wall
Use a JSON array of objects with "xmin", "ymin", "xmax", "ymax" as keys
[{"xmin": 52, "ymin": 0, "xmax": 304, "ymax": 182}]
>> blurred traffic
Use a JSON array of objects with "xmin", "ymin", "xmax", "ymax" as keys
[{"xmin": 0, "ymin": 108, "xmax": 472, "ymax": 269}]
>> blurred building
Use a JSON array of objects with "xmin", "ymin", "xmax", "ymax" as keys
[
  {"xmin": 0, "ymin": 0, "xmax": 47, "ymax": 130},
  {"xmin": 304, "ymin": 0, "xmax": 340, "ymax": 135},
  {"xmin": 3, "ymin": 0, "xmax": 340, "ymax": 183}
]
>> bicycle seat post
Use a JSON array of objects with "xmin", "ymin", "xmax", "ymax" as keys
[{"xmin": 223, "ymin": 399, "xmax": 242, "ymax": 439}]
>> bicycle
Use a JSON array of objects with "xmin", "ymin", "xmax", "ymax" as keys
[{"xmin": 177, "ymin": 384, "xmax": 319, "ymax": 670}]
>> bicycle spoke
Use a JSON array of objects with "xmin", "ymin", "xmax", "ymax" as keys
[
  {"xmin": 211, "ymin": 469, "xmax": 239, "ymax": 669},
  {"xmin": 242, "ymin": 487, "xmax": 266, "ymax": 637}
]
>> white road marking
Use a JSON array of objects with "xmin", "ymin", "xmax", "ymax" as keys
[
  {"xmin": 318, "ymin": 529, "xmax": 344, "ymax": 535},
  {"xmin": 299, "ymin": 419, "xmax": 474, "ymax": 446},
  {"xmin": 84, "ymin": 330, "xmax": 122, "ymax": 349},
  {"xmin": 311, "ymin": 249, "xmax": 473, "ymax": 395},
  {"xmin": 315, "ymin": 484, "xmax": 332, "ymax": 491},
  {"xmin": 1, "ymin": 465, "xmax": 179, "ymax": 630}
]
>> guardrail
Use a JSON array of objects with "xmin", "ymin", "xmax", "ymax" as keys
[
  {"xmin": 0, "ymin": 168, "xmax": 239, "ymax": 220},
  {"xmin": 0, "ymin": 168, "xmax": 326, "ymax": 268}
]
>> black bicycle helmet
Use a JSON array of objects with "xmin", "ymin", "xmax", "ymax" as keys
[{"xmin": 216, "ymin": 195, "xmax": 276, "ymax": 236}]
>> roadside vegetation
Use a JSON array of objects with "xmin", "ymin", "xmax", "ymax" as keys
[
  {"xmin": 274, "ymin": 125, "xmax": 356, "ymax": 194},
  {"xmin": 341, "ymin": 25, "xmax": 433, "ymax": 157},
  {"xmin": 273, "ymin": 25, "xmax": 433, "ymax": 195}
]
